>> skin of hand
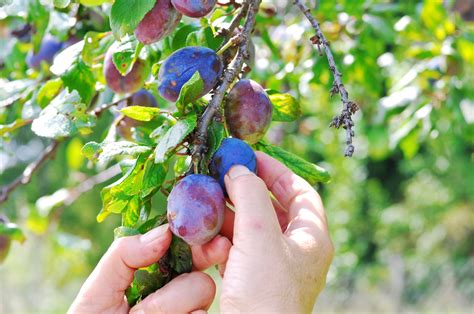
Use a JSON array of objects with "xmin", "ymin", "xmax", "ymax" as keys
[
  {"xmin": 68, "ymin": 224, "xmax": 232, "ymax": 314},
  {"xmin": 217, "ymin": 152, "xmax": 334, "ymax": 313},
  {"xmin": 69, "ymin": 151, "xmax": 333, "ymax": 313}
]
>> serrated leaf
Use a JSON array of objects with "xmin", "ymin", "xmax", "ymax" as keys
[
  {"xmin": 110, "ymin": 0, "xmax": 156, "ymax": 39},
  {"xmin": 37, "ymin": 79, "xmax": 63, "ymax": 109},
  {"xmin": 82, "ymin": 31, "xmax": 114, "ymax": 66},
  {"xmin": 50, "ymin": 41, "xmax": 84, "ymax": 75},
  {"xmin": 175, "ymin": 72, "xmax": 204, "ymax": 114},
  {"xmin": 121, "ymin": 106, "xmax": 161, "ymax": 121},
  {"xmin": 255, "ymin": 142, "xmax": 330, "ymax": 184},
  {"xmin": 0, "ymin": 223, "xmax": 26, "ymax": 243},
  {"xmin": 61, "ymin": 61, "xmax": 96, "ymax": 104},
  {"xmin": 111, "ymin": 35, "xmax": 143, "ymax": 75},
  {"xmin": 31, "ymin": 89, "xmax": 95, "ymax": 139},
  {"xmin": 169, "ymin": 236, "xmax": 192, "ymax": 274},
  {"xmin": 0, "ymin": 119, "xmax": 31, "ymax": 137},
  {"xmin": 122, "ymin": 195, "xmax": 141, "ymax": 227},
  {"xmin": 142, "ymin": 158, "xmax": 167, "ymax": 198},
  {"xmin": 114, "ymin": 226, "xmax": 140, "ymax": 238},
  {"xmin": 154, "ymin": 114, "xmax": 197, "ymax": 163},
  {"xmin": 267, "ymin": 90, "xmax": 301, "ymax": 122},
  {"xmin": 82, "ymin": 141, "xmax": 151, "ymax": 164}
]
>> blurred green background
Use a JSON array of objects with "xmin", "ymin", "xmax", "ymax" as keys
[{"xmin": 1, "ymin": 0, "xmax": 473, "ymax": 312}]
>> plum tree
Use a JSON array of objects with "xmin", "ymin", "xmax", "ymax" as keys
[
  {"xmin": 167, "ymin": 174, "xmax": 225, "ymax": 245},
  {"xmin": 135, "ymin": 0, "xmax": 182, "ymax": 45},
  {"xmin": 171, "ymin": 0, "xmax": 216, "ymax": 18},
  {"xmin": 116, "ymin": 89, "xmax": 158, "ymax": 140},
  {"xmin": 157, "ymin": 46, "xmax": 222, "ymax": 102},
  {"xmin": 103, "ymin": 43, "xmax": 149, "ymax": 94},
  {"xmin": 26, "ymin": 34, "xmax": 63, "ymax": 69},
  {"xmin": 209, "ymin": 138, "xmax": 257, "ymax": 192},
  {"xmin": 225, "ymin": 79, "xmax": 273, "ymax": 144}
]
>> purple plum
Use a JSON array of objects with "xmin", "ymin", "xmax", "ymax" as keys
[
  {"xmin": 26, "ymin": 34, "xmax": 63, "ymax": 69},
  {"xmin": 157, "ymin": 46, "xmax": 222, "ymax": 102},
  {"xmin": 171, "ymin": 0, "xmax": 216, "ymax": 18},
  {"xmin": 225, "ymin": 79, "xmax": 272, "ymax": 144},
  {"xmin": 167, "ymin": 174, "xmax": 225, "ymax": 245},
  {"xmin": 135, "ymin": 0, "xmax": 182, "ymax": 45},
  {"xmin": 103, "ymin": 43, "xmax": 148, "ymax": 94},
  {"xmin": 209, "ymin": 138, "xmax": 257, "ymax": 193}
]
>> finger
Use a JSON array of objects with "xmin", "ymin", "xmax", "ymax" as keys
[
  {"xmin": 76, "ymin": 224, "xmax": 171, "ymax": 299},
  {"xmin": 224, "ymin": 165, "xmax": 282, "ymax": 245},
  {"xmin": 130, "ymin": 272, "xmax": 216, "ymax": 313},
  {"xmin": 192, "ymin": 234, "xmax": 232, "ymax": 270},
  {"xmin": 255, "ymin": 152, "xmax": 329, "ymax": 236},
  {"xmin": 219, "ymin": 205, "xmax": 235, "ymax": 241}
]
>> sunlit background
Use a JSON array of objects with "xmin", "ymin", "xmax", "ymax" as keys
[{"xmin": 1, "ymin": 0, "xmax": 473, "ymax": 312}]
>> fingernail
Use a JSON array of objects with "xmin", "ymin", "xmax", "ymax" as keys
[
  {"xmin": 140, "ymin": 224, "xmax": 168, "ymax": 243},
  {"xmin": 228, "ymin": 165, "xmax": 252, "ymax": 179}
]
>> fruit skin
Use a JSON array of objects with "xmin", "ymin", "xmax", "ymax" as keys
[
  {"xmin": 135, "ymin": 0, "xmax": 182, "ymax": 45},
  {"xmin": 117, "ymin": 89, "xmax": 158, "ymax": 140},
  {"xmin": 209, "ymin": 138, "xmax": 257, "ymax": 192},
  {"xmin": 167, "ymin": 174, "xmax": 225, "ymax": 245},
  {"xmin": 157, "ymin": 46, "xmax": 222, "ymax": 102},
  {"xmin": 26, "ymin": 35, "xmax": 63, "ymax": 69},
  {"xmin": 171, "ymin": 0, "xmax": 216, "ymax": 18},
  {"xmin": 103, "ymin": 43, "xmax": 149, "ymax": 94},
  {"xmin": 225, "ymin": 79, "xmax": 273, "ymax": 144}
]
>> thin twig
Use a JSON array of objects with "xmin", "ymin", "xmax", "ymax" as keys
[
  {"xmin": 0, "ymin": 140, "xmax": 61, "ymax": 204},
  {"xmin": 218, "ymin": 1, "xmax": 250, "ymax": 47},
  {"xmin": 294, "ymin": 0, "xmax": 358, "ymax": 157},
  {"xmin": 192, "ymin": 0, "xmax": 261, "ymax": 171}
]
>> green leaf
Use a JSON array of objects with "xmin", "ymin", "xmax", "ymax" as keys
[
  {"xmin": 61, "ymin": 61, "xmax": 96, "ymax": 104},
  {"xmin": 205, "ymin": 120, "xmax": 224, "ymax": 162},
  {"xmin": 121, "ymin": 106, "xmax": 161, "ymax": 121},
  {"xmin": 53, "ymin": 0, "xmax": 70, "ymax": 8},
  {"xmin": 0, "ymin": 79, "xmax": 36, "ymax": 107},
  {"xmin": 134, "ymin": 266, "xmax": 165, "ymax": 296},
  {"xmin": 175, "ymin": 72, "xmax": 204, "ymax": 114},
  {"xmin": 267, "ymin": 90, "xmax": 301, "ymax": 122},
  {"xmin": 79, "ymin": 0, "xmax": 112, "ymax": 6},
  {"xmin": 154, "ymin": 114, "xmax": 197, "ymax": 163},
  {"xmin": 110, "ymin": 0, "xmax": 156, "ymax": 39},
  {"xmin": 142, "ymin": 157, "xmax": 167, "ymax": 198},
  {"xmin": 50, "ymin": 41, "xmax": 84, "ymax": 76},
  {"xmin": 114, "ymin": 226, "xmax": 140, "ymax": 238},
  {"xmin": 112, "ymin": 35, "xmax": 143, "ymax": 75},
  {"xmin": 169, "ymin": 236, "xmax": 192, "ymax": 274},
  {"xmin": 0, "ymin": 119, "xmax": 31, "ymax": 137},
  {"xmin": 172, "ymin": 24, "xmax": 199, "ymax": 51},
  {"xmin": 0, "ymin": 223, "xmax": 26, "ymax": 243},
  {"xmin": 137, "ymin": 215, "xmax": 167, "ymax": 234},
  {"xmin": 174, "ymin": 155, "xmax": 191, "ymax": 176},
  {"xmin": 82, "ymin": 141, "xmax": 151, "ymax": 164},
  {"xmin": 122, "ymin": 196, "xmax": 141, "ymax": 227},
  {"xmin": 82, "ymin": 32, "xmax": 114, "ymax": 66},
  {"xmin": 31, "ymin": 89, "xmax": 95, "ymax": 139},
  {"xmin": 255, "ymin": 142, "xmax": 331, "ymax": 184},
  {"xmin": 37, "ymin": 79, "xmax": 63, "ymax": 109}
]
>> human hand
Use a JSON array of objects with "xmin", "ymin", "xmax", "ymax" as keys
[
  {"xmin": 218, "ymin": 152, "xmax": 334, "ymax": 313},
  {"xmin": 69, "ymin": 224, "xmax": 231, "ymax": 314}
]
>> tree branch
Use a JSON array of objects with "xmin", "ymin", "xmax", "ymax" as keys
[
  {"xmin": 294, "ymin": 0, "xmax": 358, "ymax": 157},
  {"xmin": 0, "ymin": 140, "xmax": 61, "ymax": 204},
  {"xmin": 192, "ymin": 0, "xmax": 261, "ymax": 171},
  {"xmin": 0, "ymin": 94, "xmax": 129, "ymax": 205}
]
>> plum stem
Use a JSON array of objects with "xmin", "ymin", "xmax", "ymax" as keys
[
  {"xmin": 192, "ymin": 0, "xmax": 260, "ymax": 172},
  {"xmin": 293, "ymin": 0, "xmax": 358, "ymax": 157}
]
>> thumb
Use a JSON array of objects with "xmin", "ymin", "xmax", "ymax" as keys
[
  {"xmin": 224, "ymin": 165, "xmax": 281, "ymax": 246},
  {"xmin": 74, "ymin": 224, "xmax": 171, "ymax": 301}
]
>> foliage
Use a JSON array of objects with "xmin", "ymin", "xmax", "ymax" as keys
[{"xmin": 0, "ymin": 0, "xmax": 473, "ymax": 312}]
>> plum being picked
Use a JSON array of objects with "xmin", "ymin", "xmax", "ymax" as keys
[
  {"xmin": 135, "ymin": 0, "xmax": 182, "ymax": 45},
  {"xmin": 157, "ymin": 46, "xmax": 222, "ymax": 102},
  {"xmin": 225, "ymin": 79, "xmax": 273, "ymax": 144},
  {"xmin": 167, "ymin": 174, "xmax": 225, "ymax": 245},
  {"xmin": 26, "ymin": 34, "xmax": 63, "ymax": 69},
  {"xmin": 103, "ymin": 43, "xmax": 149, "ymax": 94},
  {"xmin": 171, "ymin": 0, "xmax": 216, "ymax": 18},
  {"xmin": 117, "ymin": 89, "xmax": 158, "ymax": 140},
  {"xmin": 209, "ymin": 138, "xmax": 257, "ymax": 193}
]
